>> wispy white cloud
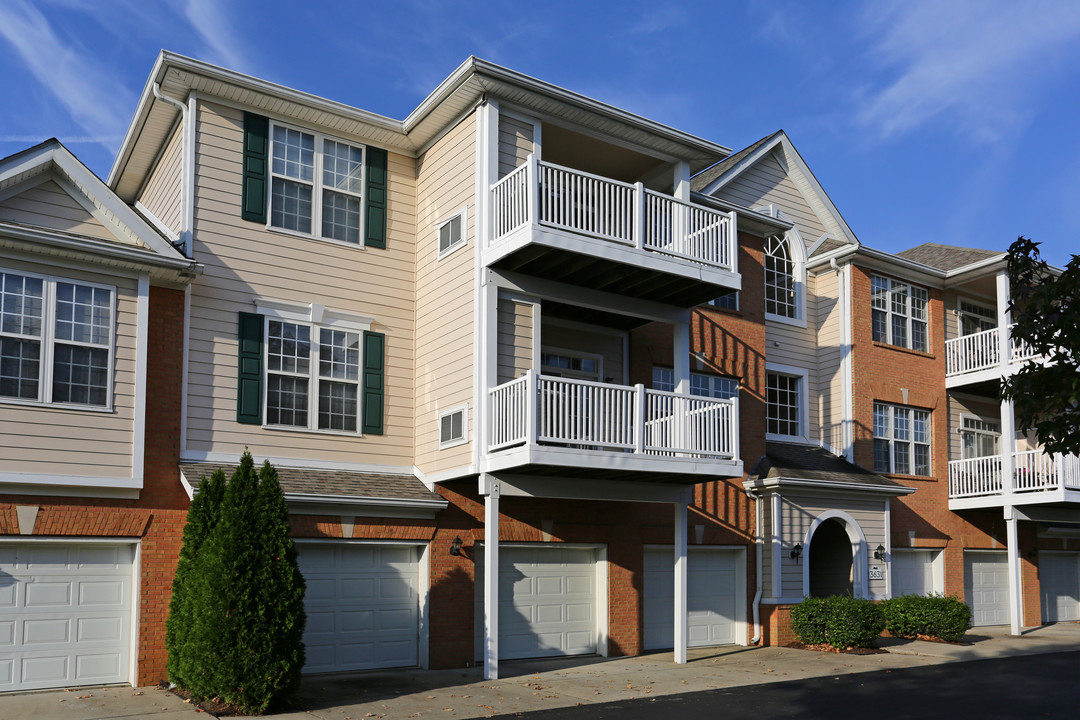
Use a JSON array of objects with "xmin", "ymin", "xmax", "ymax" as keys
[
  {"xmin": 183, "ymin": 0, "xmax": 251, "ymax": 73},
  {"xmin": 852, "ymin": 0, "xmax": 1080, "ymax": 142},
  {"xmin": 0, "ymin": 0, "xmax": 134, "ymax": 153}
]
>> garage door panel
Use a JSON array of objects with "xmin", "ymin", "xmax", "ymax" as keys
[
  {"xmin": 297, "ymin": 544, "xmax": 419, "ymax": 674},
  {"xmin": 0, "ymin": 658, "xmax": 12, "ymax": 684},
  {"xmin": 76, "ymin": 652, "xmax": 121, "ymax": 680},
  {"xmin": 22, "ymin": 655, "xmax": 68, "ymax": 684},
  {"xmin": 644, "ymin": 548, "xmax": 741, "ymax": 651},
  {"xmin": 24, "ymin": 619, "xmax": 70, "ymax": 645},
  {"xmin": 1041, "ymin": 553, "xmax": 1080, "ymax": 623},
  {"xmin": 77, "ymin": 617, "xmax": 123, "ymax": 643},
  {"xmin": 80, "ymin": 580, "xmax": 125, "ymax": 606},
  {"xmin": 0, "ymin": 581, "xmax": 14, "ymax": 607},
  {"xmin": 965, "ymin": 552, "xmax": 1010, "ymax": 626},
  {"xmin": 26, "ymin": 581, "xmax": 72, "ymax": 607},
  {"xmin": 0, "ymin": 621, "xmax": 13, "ymax": 646}
]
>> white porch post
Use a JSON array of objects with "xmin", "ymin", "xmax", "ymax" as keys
[
  {"xmin": 1004, "ymin": 505, "xmax": 1024, "ymax": 635},
  {"xmin": 997, "ymin": 270, "xmax": 1016, "ymax": 495},
  {"xmin": 673, "ymin": 161, "xmax": 690, "ymax": 202},
  {"xmin": 673, "ymin": 317, "xmax": 690, "ymax": 395},
  {"xmin": 674, "ymin": 496, "xmax": 688, "ymax": 664},
  {"xmin": 480, "ymin": 474, "xmax": 501, "ymax": 679}
]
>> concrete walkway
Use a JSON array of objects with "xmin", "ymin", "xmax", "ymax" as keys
[{"xmin": 3, "ymin": 624, "xmax": 1078, "ymax": 719}]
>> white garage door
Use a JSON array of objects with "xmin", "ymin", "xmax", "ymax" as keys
[
  {"xmin": 476, "ymin": 546, "xmax": 598, "ymax": 661},
  {"xmin": 892, "ymin": 549, "xmax": 937, "ymax": 597},
  {"xmin": 964, "ymin": 552, "xmax": 1010, "ymax": 626},
  {"xmin": 298, "ymin": 543, "xmax": 419, "ymax": 673},
  {"xmin": 1040, "ymin": 553, "xmax": 1080, "ymax": 623},
  {"xmin": 0, "ymin": 543, "xmax": 133, "ymax": 692},
  {"xmin": 643, "ymin": 547, "xmax": 742, "ymax": 650}
]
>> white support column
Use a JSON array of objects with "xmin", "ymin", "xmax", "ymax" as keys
[
  {"xmin": 673, "ymin": 318, "xmax": 690, "ymax": 395},
  {"xmin": 771, "ymin": 492, "xmax": 782, "ymax": 597},
  {"xmin": 673, "ymin": 497, "xmax": 688, "ymax": 664},
  {"xmin": 1004, "ymin": 505, "xmax": 1024, "ymax": 636},
  {"xmin": 673, "ymin": 161, "xmax": 691, "ymax": 202},
  {"xmin": 480, "ymin": 474, "xmax": 501, "ymax": 679},
  {"xmin": 996, "ymin": 269, "xmax": 1016, "ymax": 495}
]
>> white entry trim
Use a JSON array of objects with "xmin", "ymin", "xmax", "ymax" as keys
[{"xmin": 802, "ymin": 510, "xmax": 869, "ymax": 599}]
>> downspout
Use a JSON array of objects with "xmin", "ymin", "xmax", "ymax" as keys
[
  {"xmin": 151, "ymin": 83, "xmax": 192, "ymax": 256},
  {"xmin": 744, "ymin": 486, "xmax": 764, "ymax": 644}
]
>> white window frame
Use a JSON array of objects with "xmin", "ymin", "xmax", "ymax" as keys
[
  {"xmin": 871, "ymin": 275, "xmax": 929, "ymax": 352},
  {"xmin": 957, "ymin": 297, "xmax": 996, "ymax": 338},
  {"xmin": 267, "ymin": 121, "xmax": 367, "ymax": 248},
  {"xmin": 254, "ymin": 298, "xmax": 373, "ymax": 436},
  {"xmin": 765, "ymin": 363, "xmax": 809, "ymax": 442},
  {"xmin": 708, "ymin": 289, "xmax": 739, "ymax": 311},
  {"xmin": 540, "ymin": 347, "xmax": 603, "ymax": 382},
  {"xmin": 438, "ymin": 402, "xmax": 469, "ymax": 449},
  {"xmin": 760, "ymin": 215, "xmax": 806, "ymax": 327},
  {"xmin": 436, "ymin": 206, "xmax": 468, "ymax": 260},
  {"xmin": 0, "ymin": 268, "xmax": 116, "ymax": 411},
  {"xmin": 959, "ymin": 413, "xmax": 1000, "ymax": 460},
  {"xmin": 653, "ymin": 367, "xmax": 739, "ymax": 399},
  {"xmin": 873, "ymin": 401, "xmax": 932, "ymax": 476}
]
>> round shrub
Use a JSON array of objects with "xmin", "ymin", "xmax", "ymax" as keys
[
  {"xmin": 790, "ymin": 595, "xmax": 885, "ymax": 649},
  {"xmin": 883, "ymin": 594, "xmax": 970, "ymax": 643},
  {"xmin": 790, "ymin": 596, "xmax": 829, "ymax": 645}
]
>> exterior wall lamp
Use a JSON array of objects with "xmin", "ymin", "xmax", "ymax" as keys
[
  {"xmin": 874, "ymin": 544, "xmax": 886, "ymax": 560},
  {"xmin": 790, "ymin": 543, "xmax": 803, "ymax": 563},
  {"xmin": 450, "ymin": 536, "xmax": 464, "ymax": 556}
]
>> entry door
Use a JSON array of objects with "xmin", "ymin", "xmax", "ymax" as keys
[
  {"xmin": 964, "ymin": 552, "xmax": 1010, "ymax": 626},
  {"xmin": 1040, "ymin": 553, "xmax": 1080, "ymax": 623},
  {"xmin": 643, "ymin": 547, "xmax": 742, "ymax": 650},
  {"xmin": 0, "ymin": 543, "xmax": 133, "ymax": 692},
  {"xmin": 298, "ymin": 543, "xmax": 419, "ymax": 673}
]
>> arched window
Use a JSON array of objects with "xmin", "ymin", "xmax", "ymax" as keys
[{"xmin": 764, "ymin": 234, "xmax": 797, "ymax": 318}]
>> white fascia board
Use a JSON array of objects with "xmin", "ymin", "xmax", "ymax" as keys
[
  {"xmin": 0, "ymin": 222, "xmax": 198, "ymax": 275},
  {"xmin": 743, "ymin": 476, "xmax": 916, "ymax": 496},
  {"xmin": 283, "ymin": 493, "xmax": 448, "ymax": 510}
]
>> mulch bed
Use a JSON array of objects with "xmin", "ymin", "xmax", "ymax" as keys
[
  {"xmin": 162, "ymin": 683, "xmax": 236, "ymax": 717},
  {"xmin": 782, "ymin": 641, "xmax": 887, "ymax": 655},
  {"xmin": 880, "ymin": 630, "xmax": 972, "ymax": 645}
]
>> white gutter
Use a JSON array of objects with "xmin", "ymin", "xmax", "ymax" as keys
[
  {"xmin": 744, "ymin": 486, "xmax": 764, "ymax": 644},
  {"xmin": 745, "ymin": 476, "xmax": 917, "ymax": 496},
  {"xmin": 0, "ymin": 222, "xmax": 199, "ymax": 273}
]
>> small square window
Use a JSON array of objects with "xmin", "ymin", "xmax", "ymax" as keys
[
  {"xmin": 439, "ymin": 404, "xmax": 469, "ymax": 448},
  {"xmin": 437, "ymin": 209, "xmax": 467, "ymax": 258}
]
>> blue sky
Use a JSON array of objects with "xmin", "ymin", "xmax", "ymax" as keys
[{"xmin": 1, "ymin": 0, "xmax": 1078, "ymax": 266}]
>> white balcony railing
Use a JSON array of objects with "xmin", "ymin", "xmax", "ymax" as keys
[
  {"xmin": 945, "ymin": 324, "xmax": 1042, "ymax": 377},
  {"xmin": 490, "ymin": 155, "xmax": 737, "ymax": 272},
  {"xmin": 488, "ymin": 370, "xmax": 738, "ymax": 460},
  {"xmin": 948, "ymin": 451, "xmax": 1080, "ymax": 498}
]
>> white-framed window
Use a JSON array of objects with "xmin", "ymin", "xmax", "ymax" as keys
[
  {"xmin": 764, "ymin": 234, "xmax": 797, "ymax": 319},
  {"xmin": 269, "ymin": 123, "xmax": 365, "ymax": 244},
  {"xmin": 874, "ymin": 402, "xmax": 931, "ymax": 476},
  {"xmin": 960, "ymin": 415, "xmax": 1000, "ymax": 460},
  {"xmin": 0, "ymin": 270, "xmax": 114, "ymax": 408},
  {"xmin": 766, "ymin": 368, "xmax": 806, "ymax": 439},
  {"xmin": 652, "ymin": 368, "xmax": 739, "ymax": 399},
  {"xmin": 541, "ymin": 349, "xmax": 602, "ymax": 382},
  {"xmin": 436, "ymin": 207, "xmax": 468, "ymax": 259},
  {"xmin": 958, "ymin": 298, "xmax": 995, "ymax": 337},
  {"xmin": 709, "ymin": 289, "xmax": 739, "ymax": 311},
  {"xmin": 438, "ymin": 403, "xmax": 469, "ymax": 449},
  {"xmin": 871, "ymin": 275, "xmax": 929, "ymax": 352}
]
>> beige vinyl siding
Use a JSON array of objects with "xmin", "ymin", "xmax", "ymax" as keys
[
  {"xmin": 813, "ymin": 270, "xmax": 844, "ymax": 452},
  {"xmin": 137, "ymin": 122, "xmax": 183, "ymax": 236},
  {"xmin": 0, "ymin": 254, "xmax": 138, "ymax": 478},
  {"xmin": 185, "ymin": 101, "xmax": 416, "ymax": 467},
  {"xmin": 498, "ymin": 113, "xmax": 534, "ymax": 179},
  {"xmin": 713, "ymin": 153, "xmax": 828, "ymax": 241},
  {"xmin": 948, "ymin": 394, "xmax": 1000, "ymax": 461},
  {"xmin": 541, "ymin": 320, "xmax": 626, "ymax": 384},
  {"xmin": 762, "ymin": 499, "xmax": 774, "ymax": 597},
  {"xmin": 779, "ymin": 492, "xmax": 889, "ymax": 599},
  {"xmin": 497, "ymin": 296, "xmax": 534, "ymax": 384},
  {"xmin": 766, "ymin": 317, "xmax": 818, "ymax": 441},
  {"xmin": 0, "ymin": 179, "xmax": 116, "ymax": 241},
  {"xmin": 413, "ymin": 110, "xmax": 477, "ymax": 475}
]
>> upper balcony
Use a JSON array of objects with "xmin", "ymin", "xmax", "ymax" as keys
[
  {"xmin": 945, "ymin": 324, "xmax": 1040, "ymax": 387},
  {"xmin": 948, "ymin": 449, "xmax": 1080, "ymax": 509},
  {"xmin": 485, "ymin": 155, "xmax": 740, "ymax": 307},
  {"xmin": 483, "ymin": 370, "xmax": 742, "ymax": 483}
]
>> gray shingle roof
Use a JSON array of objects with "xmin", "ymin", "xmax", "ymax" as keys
[
  {"xmin": 748, "ymin": 442, "xmax": 905, "ymax": 490},
  {"xmin": 810, "ymin": 238, "xmax": 849, "ymax": 258},
  {"xmin": 895, "ymin": 242, "xmax": 1002, "ymax": 271},
  {"xmin": 690, "ymin": 131, "xmax": 781, "ymax": 193},
  {"xmin": 179, "ymin": 462, "xmax": 443, "ymax": 503}
]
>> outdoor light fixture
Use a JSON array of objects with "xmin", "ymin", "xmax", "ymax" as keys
[
  {"xmin": 790, "ymin": 543, "xmax": 803, "ymax": 563},
  {"xmin": 874, "ymin": 544, "xmax": 886, "ymax": 560},
  {"xmin": 449, "ymin": 536, "xmax": 464, "ymax": 556}
]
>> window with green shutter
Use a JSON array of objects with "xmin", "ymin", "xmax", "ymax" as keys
[
  {"xmin": 241, "ymin": 113, "xmax": 269, "ymax": 223},
  {"xmin": 361, "ymin": 331, "xmax": 385, "ymax": 434},
  {"xmin": 236, "ymin": 312, "xmax": 264, "ymax": 424}
]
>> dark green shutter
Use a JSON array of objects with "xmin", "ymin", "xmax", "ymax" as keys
[
  {"xmin": 365, "ymin": 147, "xmax": 387, "ymax": 249},
  {"xmin": 361, "ymin": 331, "xmax": 385, "ymax": 434},
  {"xmin": 241, "ymin": 113, "xmax": 269, "ymax": 223},
  {"xmin": 237, "ymin": 312, "xmax": 264, "ymax": 424}
]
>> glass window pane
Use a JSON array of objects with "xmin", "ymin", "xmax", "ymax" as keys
[
  {"xmin": 912, "ymin": 320, "xmax": 927, "ymax": 352},
  {"xmin": 54, "ymin": 283, "xmax": 111, "ymax": 345},
  {"xmin": 874, "ymin": 438, "xmax": 890, "ymax": 473},
  {"xmin": 318, "ymin": 380, "xmax": 357, "ymax": 431},
  {"xmin": 871, "ymin": 276, "xmax": 889, "ymax": 310},
  {"xmin": 891, "ymin": 283, "xmax": 909, "ymax": 315},
  {"xmin": 322, "ymin": 190, "xmax": 361, "ymax": 243},
  {"xmin": 914, "ymin": 444, "xmax": 930, "ymax": 476},
  {"xmin": 1, "ymin": 272, "xmax": 43, "ymax": 336},
  {"xmin": 652, "ymin": 367, "xmax": 674, "ymax": 392},
  {"xmin": 0, "ymin": 336, "xmax": 40, "ymax": 399},
  {"xmin": 894, "ymin": 408, "xmax": 910, "ymax": 440},
  {"xmin": 764, "ymin": 235, "xmax": 796, "ymax": 318},
  {"xmin": 872, "ymin": 308, "xmax": 887, "ymax": 343},
  {"xmin": 319, "ymin": 328, "xmax": 359, "ymax": 380},
  {"xmin": 52, "ymin": 344, "xmax": 108, "ymax": 406},
  {"xmin": 873, "ymin": 403, "xmax": 889, "ymax": 438},
  {"xmin": 892, "ymin": 314, "xmax": 907, "ymax": 347},
  {"xmin": 272, "ymin": 126, "xmax": 314, "ymax": 181},
  {"xmin": 766, "ymin": 372, "xmax": 800, "ymax": 436},
  {"xmin": 267, "ymin": 374, "xmax": 308, "ymax": 426},
  {"xmin": 322, "ymin": 139, "xmax": 363, "ymax": 194},
  {"xmin": 268, "ymin": 321, "xmax": 310, "ymax": 374},
  {"xmin": 271, "ymin": 178, "xmax": 313, "ymax": 234},
  {"xmin": 913, "ymin": 411, "xmax": 930, "ymax": 443},
  {"xmin": 895, "ymin": 442, "xmax": 910, "ymax": 475}
]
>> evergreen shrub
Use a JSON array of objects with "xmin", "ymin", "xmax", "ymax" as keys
[
  {"xmin": 882, "ymin": 594, "xmax": 971, "ymax": 643},
  {"xmin": 790, "ymin": 595, "xmax": 885, "ymax": 649}
]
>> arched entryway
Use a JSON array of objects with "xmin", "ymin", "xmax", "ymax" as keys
[
  {"xmin": 802, "ymin": 510, "xmax": 868, "ymax": 599},
  {"xmin": 809, "ymin": 518, "xmax": 853, "ymax": 597}
]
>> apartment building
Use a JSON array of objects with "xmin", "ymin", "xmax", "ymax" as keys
[{"xmin": 1, "ymin": 53, "xmax": 1077, "ymax": 692}]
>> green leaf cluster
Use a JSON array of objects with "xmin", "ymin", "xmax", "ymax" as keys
[
  {"xmin": 789, "ymin": 595, "xmax": 885, "ymax": 649},
  {"xmin": 165, "ymin": 452, "xmax": 306, "ymax": 714},
  {"xmin": 1003, "ymin": 237, "xmax": 1080, "ymax": 455},
  {"xmin": 881, "ymin": 594, "xmax": 971, "ymax": 643}
]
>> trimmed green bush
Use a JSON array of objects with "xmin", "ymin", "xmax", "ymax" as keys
[
  {"xmin": 882, "ymin": 594, "xmax": 971, "ymax": 643},
  {"xmin": 167, "ymin": 452, "xmax": 306, "ymax": 714},
  {"xmin": 166, "ymin": 467, "xmax": 226, "ymax": 689},
  {"xmin": 790, "ymin": 595, "xmax": 885, "ymax": 649}
]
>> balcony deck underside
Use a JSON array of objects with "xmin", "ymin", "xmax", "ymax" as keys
[
  {"xmin": 949, "ymin": 488, "xmax": 1080, "ymax": 511},
  {"xmin": 487, "ymin": 226, "xmax": 740, "ymax": 307},
  {"xmin": 482, "ymin": 444, "xmax": 743, "ymax": 484}
]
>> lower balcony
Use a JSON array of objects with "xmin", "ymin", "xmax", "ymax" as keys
[
  {"xmin": 484, "ymin": 370, "xmax": 742, "ymax": 482},
  {"xmin": 948, "ymin": 450, "xmax": 1080, "ymax": 509}
]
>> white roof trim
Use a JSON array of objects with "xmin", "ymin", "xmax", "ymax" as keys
[{"xmin": 743, "ymin": 475, "xmax": 916, "ymax": 496}]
